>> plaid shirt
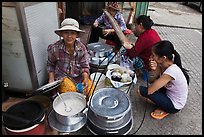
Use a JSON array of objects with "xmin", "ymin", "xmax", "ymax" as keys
[
  {"xmin": 96, "ymin": 11, "xmax": 127, "ymax": 32},
  {"xmin": 47, "ymin": 39, "xmax": 90, "ymax": 81}
]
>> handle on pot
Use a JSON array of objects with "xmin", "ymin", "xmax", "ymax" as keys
[
  {"xmin": 106, "ymin": 130, "xmax": 119, "ymax": 134},
  {"xmin": 82, "ymin": 108, "xmax": 88, "ymax": 115},
  {"xmin": 106, "ymin": 114, "xmax": 125, "ymax": 121}
]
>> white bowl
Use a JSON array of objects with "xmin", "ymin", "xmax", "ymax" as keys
[{"xmin": 107, "ymin": 64, "xmax": 120, "ymax": 70}]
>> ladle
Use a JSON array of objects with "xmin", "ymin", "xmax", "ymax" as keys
[{"xmin": 57, "ymin": 92, "xmax": 71, "ymax": 112}]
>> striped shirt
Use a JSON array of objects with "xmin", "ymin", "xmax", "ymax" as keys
[{"xmin": 47, "ymin": 39, "xmax": 90, "ymax": 81}]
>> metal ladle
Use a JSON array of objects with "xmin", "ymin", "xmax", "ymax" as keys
[{"xmin": 57, "ymin": 92, "xmax": 71, "ymax": 112}]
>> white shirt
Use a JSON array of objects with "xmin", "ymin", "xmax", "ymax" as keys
[{"xmin": 164, "ymin": 64, "xmax": 188, "ymax": 109}]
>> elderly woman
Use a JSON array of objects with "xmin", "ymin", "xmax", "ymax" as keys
[{"xmin": 47, "ymin": 18, "xmax": 94, "ymax": 98}]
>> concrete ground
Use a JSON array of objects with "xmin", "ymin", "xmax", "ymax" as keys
[{"xmin": 126, "ymin": 2, "xmax": 202, "ymax": 135}]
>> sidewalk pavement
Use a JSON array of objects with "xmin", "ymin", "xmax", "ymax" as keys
[
  {"xmin": 147, "ymin": 2, "xmax": 202, "ymax": 30},
  {"xmin": 125, "ymin": 2, "xmax": 202, "ymax": 135},
  {"xmin": 129, "ymin": 26, "xmax": 202, "ymax": 135}
]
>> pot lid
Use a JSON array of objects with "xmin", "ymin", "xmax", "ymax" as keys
[
  {"xmin": 89, "ymin": 88, "xmax": 131, "ymax": 117},
  {"xmin": 87, "ymin": 42, "xmax": 113, "ymax": 52},
  {"xmin": 3, "ymin": 100, "xmax": 44, "ymax": 130},
  {"xmin": 53, "ymin": 92, "xmax": 86, "ymax": 116},
  {"xmin": 36, "ymin": 79, "xmax": 62, "ymax": 92}
]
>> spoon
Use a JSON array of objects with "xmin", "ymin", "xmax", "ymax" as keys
[{"xmin": 57, "ymin": 92, "xmax": 71, "ymax": 112}]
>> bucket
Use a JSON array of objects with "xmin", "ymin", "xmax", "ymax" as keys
[
  {"xmin": 3, "ymin": 100, "xmax": 45, "ymax": 135},
  {"xmin": 90, "ymin": 72, "xmax": 106, "ymax": 90}
]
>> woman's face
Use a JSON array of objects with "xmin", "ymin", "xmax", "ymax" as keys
[
  {"xmin": 61, "ymin": 30, "xmax": 78, "ymax": 46},
  {"xmin": 151, "ymin": 51, "xmax": 159, "ymax": 62},
  {"xmin": 133, "ymin": 22, "xmax": 143, "ymax": 37},
  {"xmin": 107, "ymin": 7, "xmax": 117, "ymax": 17}
]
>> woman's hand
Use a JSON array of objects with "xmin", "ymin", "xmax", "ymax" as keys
[
  {"xmin": 93, "ymin": 20, "xmax": 99, "ymax": 28},
  {"xmin": 103, "ymin": 29, "xmax": 114, "ymax": 36},
  {"xmin": 82, "ymin": 78, "xmax": 88, "ymax": 92},
  {"xmin": 48, "ymin": 79, "xmax": 54, "ymax": 83},
  {"xmin": 82, "ymin": 72, "xmax": 89, "ymax": 92}
]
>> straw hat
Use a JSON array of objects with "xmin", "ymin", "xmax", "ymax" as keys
[
  {"xmin": 55, "ymin": 18, "xmax": 85, "ymax": 36},
  {"xmin": 106, "ymin": 2, "xmax": 120, "ymax": 11}
]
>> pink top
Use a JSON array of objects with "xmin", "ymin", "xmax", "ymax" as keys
[{"xmin": 164, "ymin": 64, "xmax": 188, "ymax": 109}]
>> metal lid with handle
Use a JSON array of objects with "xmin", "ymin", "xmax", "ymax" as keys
[{"xmin": 89, "ymin": 88, "xmax": 131, "ymax": 118}]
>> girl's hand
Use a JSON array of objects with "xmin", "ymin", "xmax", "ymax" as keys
[{"xmin": 149, "ymin": 57, "xmax": 157, "ymax": 70}]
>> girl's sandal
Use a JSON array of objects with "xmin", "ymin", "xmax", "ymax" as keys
[{"xmin": 151, "ymin": 108, "xmax": 169, "ymax": 120}]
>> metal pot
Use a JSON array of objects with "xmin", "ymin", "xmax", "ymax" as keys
[
  {"xmin": 99, "ymin": 57, "xmax": 109, "ymax": 65},
  {"xmin": 87, "ymin": 42, "xmax": 113, "ymax": 58},
  {"xmin": 52, "ymin": 92, "xmax": 87, "ymax": 126},
  {"xmin": 87, "ymin": 88, "xmax": 133, "ymax": 135},
  {"xmin": 87, "ymin": 118, "xmax": 133, "ymax": 135},
  {"xmin": 87, "ymin": 107, "xmax": 132, "ymax": 129},
  {"xmin": 91, "ymin": 57, "xmax": 99, "ymax": 65},
  {"xmin": 3, "ymin": 100, "xmax": 45, "ymax": 135}
]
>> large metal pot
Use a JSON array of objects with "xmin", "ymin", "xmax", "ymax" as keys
[
  {"xmin": 3, "ymin": 100, "xmax": 45, "ymax": 135},
  {"xmin": 87, "ymin": 88, "xmax": 133, "ymax": 135},
  {"xmin": 87, "ymin": 107, "xmax": 132, "ymax": 129},
  {"xmin": 87, "ymin": 118, "xmax": 133, "ymax": 135},
  {"xmin": 87, "ymin": 42, "xmax": 113, "ymax": 58},
  {"xmin": 52, "ymin": 92, "xmax": 87, "ymax": 126}
]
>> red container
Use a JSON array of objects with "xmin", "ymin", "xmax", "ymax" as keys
[
  {"xmin": 5, "ymin": 115, "xmax": 45, "ymax": 135},
  {"xmin": 3, "ymin": 100, "xmax": 46, "ymax": 135}
]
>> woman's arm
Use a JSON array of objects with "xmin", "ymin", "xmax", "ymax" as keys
[
  {"xmin": 93, "ymin": 19, "xmax": 99, "ymax": 28},
  {"xmin": 47, "ymin": 44, "xmax": 57, "ymax": 83},
  {"xmin": 117, "ymin": 12, "xmax": 127, "ymax": 32},
  {"xmin": 48, "ymin": 72, "xmax": 55, "ymax": 83}
]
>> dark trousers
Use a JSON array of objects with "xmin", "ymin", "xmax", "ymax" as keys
[
  {"xmin": 139, "ymin": 86, "xmax": 180, "ymax": 114},
  {"xmin": 88, "ymin": 26, "xmax": 122, "ymax": 50}
]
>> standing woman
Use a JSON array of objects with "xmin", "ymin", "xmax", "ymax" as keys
[
  {"xmin": 47, "ymin": 18, "xmax": 94, "ymax": 98},
  {"xmin": 138, "ymin": 40, "xmax": 190, "ymax": 120}
]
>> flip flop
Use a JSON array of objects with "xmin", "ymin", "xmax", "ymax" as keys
[{"xmin": 151, "ymin": 108, "xmax": 169, "ymax": 120}]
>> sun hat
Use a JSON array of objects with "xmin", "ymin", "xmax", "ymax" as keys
[
  {"xmin": 106, "ymin": 2, "xmax": 120, "ymax": 11},
  {"xmin": 55, "ymin": 18, "xmax": 85, "ymax": 36}
]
